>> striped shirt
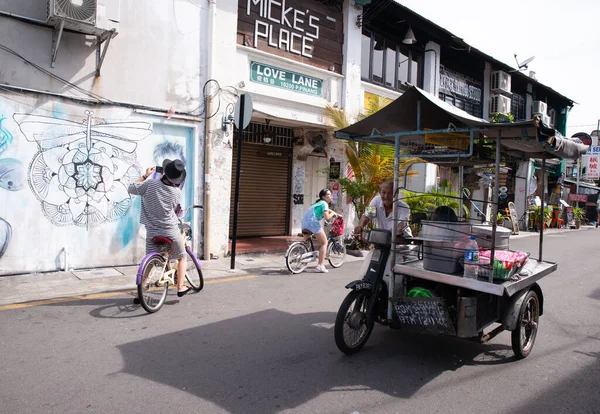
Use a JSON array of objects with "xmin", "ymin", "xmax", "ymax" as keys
[{"xmin": 127, "ymin": 179, "xmax": 181, "ymax": 230}]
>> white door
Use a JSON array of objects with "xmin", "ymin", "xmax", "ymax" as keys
[{"xmin": 304, "ymin": 156, "xmax": 329, "ymax": 206}]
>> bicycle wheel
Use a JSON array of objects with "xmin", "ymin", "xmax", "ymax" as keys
[
  {"xmin": 327, "ymin": 239, "xmax": 347, "ymax": 268},
  {"xmin": 183, "ymin": 247, "xmax": 204, "ymax": 292},
  {"xmin": 285, "ymin": 242, "xmax": 309, "ymax": 274},
  {"xmin": 138, "ymin": 254, "xmax": 168, "ymax": 313},
  {"xmin": 334, "ymin": 290, "xmax": 375, "ymax": 354}
]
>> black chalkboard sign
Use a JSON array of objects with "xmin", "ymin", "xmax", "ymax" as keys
[
  {"xmin": 393, "ymin": 297, "xmax": 455, "ymax": 335},
  {"xmin": 566, "ymin": 209, "xmax": 575, "ymax": 227}
]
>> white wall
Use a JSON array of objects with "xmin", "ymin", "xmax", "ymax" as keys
[{"xmin": 0, "ymin": 0, "xmax": 201, "ymax": 112}]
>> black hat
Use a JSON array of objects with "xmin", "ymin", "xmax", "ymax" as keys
[{"xmin": 162, "ymin": 159, "xmax": 186, "ymax": 185}]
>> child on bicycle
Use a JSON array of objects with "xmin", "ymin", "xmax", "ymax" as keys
[
  {"xmin": 128, "ymin": 159, "xmax": 191, "ymax": 300},
  {"xmin": 301, "ymin": 188, "xmax": 339, "ymax": 273}
]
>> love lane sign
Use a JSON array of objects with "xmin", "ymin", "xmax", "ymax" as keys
[{"xmin": 250, "ymin": 61, "xmax": 323, "ymax": 97}]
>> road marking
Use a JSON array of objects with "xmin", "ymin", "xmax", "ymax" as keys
[{"xmin": 0, "ymin": 275, "xmax": 259, "ymax": 311}]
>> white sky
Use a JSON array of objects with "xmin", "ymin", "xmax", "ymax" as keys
[{"xmin": 396, "ymin": 0, "xmax": 600, "ymax": 137}]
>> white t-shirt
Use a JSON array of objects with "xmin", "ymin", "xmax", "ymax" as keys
[{"xmin": 369, "ymin": 195, "xmax": 410, "ymax": 232}]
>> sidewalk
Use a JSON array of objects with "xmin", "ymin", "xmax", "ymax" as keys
[
  {"xmin": 0, "ymin": 226, "xmax": 593, "ymax": 308},
  {"xmin": 0, "ymin": 251, "xmax": 366, "ymax": 307},
  {"xmin": 510, "ymin": 224, "xmax": 594, "ymax": 239}
]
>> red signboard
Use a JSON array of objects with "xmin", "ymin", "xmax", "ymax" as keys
[{"xmin": 568, "ymin": 193, "xmax": 588, "ymax": 202}]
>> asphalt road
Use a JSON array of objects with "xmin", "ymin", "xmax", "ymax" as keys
[{"xmin": 1, "ymin": 230, "xmax": 599, "ymax": 414}]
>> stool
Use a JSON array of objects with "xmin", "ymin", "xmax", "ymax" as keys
[{"xmin": 550, "ymin": 209, "xmax": 564, "ymax": 229}]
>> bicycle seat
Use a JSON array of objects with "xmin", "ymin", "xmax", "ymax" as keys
[
  {"xmin": 301, "ymin": 229, "xmax": 313, "ymax": 236},
  {"xmin": 152, "ymin": 236, "xmax": 172, "ymax": 245}
]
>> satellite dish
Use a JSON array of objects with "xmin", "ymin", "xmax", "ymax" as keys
[{"xmin": 514, "ymin": 54, "xmax": 535, "ymax": 70}]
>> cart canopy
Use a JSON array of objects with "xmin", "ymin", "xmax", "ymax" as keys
[{"xmin": 335, "ymin": 86, "xmax": 588, "ymax": 161}]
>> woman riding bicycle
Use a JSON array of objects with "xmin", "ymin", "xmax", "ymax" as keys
[
  {"xmin": 128, "ymin": 159, "xmax": 191, "ymax": 298},
  {"xmin": 301, "ymin": 188, "xmax": 339, "ymax": 273}
]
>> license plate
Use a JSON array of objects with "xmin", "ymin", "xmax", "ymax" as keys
[{"xmin": 354, "ymin": 282, "xmax": 372, "ymax": 291}]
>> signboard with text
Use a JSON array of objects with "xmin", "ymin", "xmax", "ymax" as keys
[
  {"xmin": 568, "ymin": 193, "xmax": 588, "ymax": 203},
  {"xmin": 586, "ymin": 145, "xmax": 600, "ymax": 155},
  {"xmin": 439, "ymin": 68, "xmax": 482, "ymax": 102},
  {"xmin": 250, "ymin": 61, "xmax": 323, "ymax": 97},
  {"xmin": 237, "ymin": 0, "xmax": 343, "ymax": 73},
  {"xmin": 583, "ymin": 153, "xmax": 600, "ymax": 179}
]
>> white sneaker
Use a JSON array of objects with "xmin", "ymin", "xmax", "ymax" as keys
[{"xmin": 315, "ymin": 264, "xmax": 329, "ymax": 273}]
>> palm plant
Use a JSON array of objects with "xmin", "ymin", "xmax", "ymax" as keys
[
  {"xmin": 402, "ymin": 188, "xmax": 469, "ymax": 219},
  {"xmin": 325, "ymin": 99, "xmax": 419, "ymax": 219}
]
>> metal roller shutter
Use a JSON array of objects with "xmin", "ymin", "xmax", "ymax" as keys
[{"xmin": 230, "ymin": 140, "xmax": 291, "ymax": 237}]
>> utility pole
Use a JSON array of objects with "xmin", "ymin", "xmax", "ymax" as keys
[{"xmin": 576, "ymin": 157, "xmax": 580, "ymax": 196}]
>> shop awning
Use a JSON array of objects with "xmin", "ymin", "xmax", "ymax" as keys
[
  {"xmin": 564, "ymin": 179, "xmax": 600, "ymax": 191},
  {"xmin": 335, "ymin": 85, "xmax": 589, "ymax": 161},
  {"xmin": 252, "ymin": 101, "xmax": 328, "ymax": 129}
]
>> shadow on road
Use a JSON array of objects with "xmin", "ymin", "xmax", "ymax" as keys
[
  {"xmin": 589, "ymin": 286, "xmax": 600, "ymax": 301},
  {"xmin": 117, "ymin": 308, "xmax": 514, "ymax": 413},
  {"xmin": 512, "ymin": 348, "xmax": 600, "ymax": 413}
]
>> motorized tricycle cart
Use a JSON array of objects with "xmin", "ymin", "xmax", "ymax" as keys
[{"xmin": 333, "ymin": 86, "xmax": 589, "ymax": 359}]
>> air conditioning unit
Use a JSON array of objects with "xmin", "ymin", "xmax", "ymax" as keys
[
  {"xmin": 490, "ymin": 70, "xmax": 512, "ymax": 94},
  {"xmin": 532, "ymin": 100, "xmax": 548, "ymax": 116},
  {"xmin": 547, "ymin": 108, "xmax": 556, "ymax": 127},
  {"xmin": 47, "ymin": 0, "xmax": 120, "ymax": 35},
  {"xmin": 540, "ymin": 114, "xmax": 551, "ymax": 126},
  {"xmin": 490, "ymin": 94, "xmax": 511, "ymax": 114}
]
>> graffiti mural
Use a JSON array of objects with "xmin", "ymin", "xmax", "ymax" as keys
[
  {"xmin": 293, "ymin": 164, "xmax": 305, "ymax": 193},
  {"xmin": 0, "ymin": 158, "xmax": 25, "ymax": 191},
  {"xmin": 0, "ymin": 217, "xmax": 10, "ymax": 259},
  {"xmin": 0, "ymin": 115, "xmax": 13, "ymax": 154},
  {"xmin": 13, "ymin": 111, "xmax": 153, "ymax": 229},
  {"xmin": 153, "ymin": 141, "xmax": 186, "ymax": 164},
  {"xmin": 0, "ymin": 116, "xmax": 25, "ymax": 192}
]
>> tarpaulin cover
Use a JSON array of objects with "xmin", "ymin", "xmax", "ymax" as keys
[{"xmin": 335, "ymin": 86, "xmax": 589, "ymax": 160}]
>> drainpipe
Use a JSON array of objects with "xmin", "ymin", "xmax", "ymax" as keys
[{"xmin": 203, "ymin": 0, "xmax": 217, "ymax": 260}]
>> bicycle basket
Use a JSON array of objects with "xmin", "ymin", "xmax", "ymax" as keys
[{"xmin": 330, "ymin": 216, "xmax": 345, "ymax": 238}]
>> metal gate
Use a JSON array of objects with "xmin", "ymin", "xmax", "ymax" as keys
[{"xmin": 229, "ymin": 122, "xmax": 293, "ymax": 237}]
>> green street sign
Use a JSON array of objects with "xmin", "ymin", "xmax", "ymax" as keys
[{"xmin": 250, "ymin": 61, "xmax": 323, "ymax": 97}]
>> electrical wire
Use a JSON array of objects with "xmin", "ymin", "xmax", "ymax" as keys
[
  {"xmin": 0, "ymin": 42, "xmax": 113, "ymax": 104},
  {"xmin": 172, "ymin": 0, "xmax": 201, "ymax": 35},
  {"xmin": 0, "ymin": 41, "xmax": 242, "ymax": 123}
]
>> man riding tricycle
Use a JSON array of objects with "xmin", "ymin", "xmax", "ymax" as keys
[{"xmin": 332, "ymin": 86, "xmax": 589, "ymax": 359}]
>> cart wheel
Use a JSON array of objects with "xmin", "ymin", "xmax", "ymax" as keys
[
  {"xmin": 334, "ymin": 290, "xmax": 375, "ymax": 354},
  {"xmin": 511, "ymin": 290, "xmax": 540, "ymax": 359}
]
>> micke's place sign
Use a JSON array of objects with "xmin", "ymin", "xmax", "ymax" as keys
[
  {"xmin": 243, "ymin": 0, "xmax": 322, "ymax": 58},
  {"xmin": 250, "ymin": 61, "xmax": 323, "ymax": 97}
]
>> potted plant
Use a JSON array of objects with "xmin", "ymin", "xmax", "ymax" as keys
[
  {"xmin": 530, "ymin": 205, "xmax": 552, "ymax": 232},
  {"xmin": 572, "ymin": 206, "xmax": 585, "ymax": 229},
  {"xmin": 496, "ymin": 212, "xmax": 506, "ymax": 226}
]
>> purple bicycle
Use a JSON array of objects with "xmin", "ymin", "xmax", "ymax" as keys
[{"xmin": 136, "ymin": 205, "xmax": 204, "ymax": 313}]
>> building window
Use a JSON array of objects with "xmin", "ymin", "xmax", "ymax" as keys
[
  {"xmin": 511, "ymin": 93, "xmax": 526, "ymax": 121},
  {"xmin": 361, "ymin": 29, "xmax": 421, "ymax": 91}
]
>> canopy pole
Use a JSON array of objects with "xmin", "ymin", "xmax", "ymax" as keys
[
  {"xmin": 539, "ymin": 154, "xmax": 545, "ymax": 261},
  {"xmin": 490, "ymin": 131, "xmax": 501, "ymax": 282},
  {"xmin": 458, "ymin": 165, "xmax": 464, "ymax": 219},
  {"xmin": 416, "ymin": 99, "xmax": 421, "ymax": 131},
  {"xmin": 389, "ymin": 134, "xmax": 400, "ymax": 320}
]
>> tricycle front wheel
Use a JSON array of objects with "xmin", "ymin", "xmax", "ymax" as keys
[
  {"xmin": 511, "ymin": 290, "xmax": 540, "ymax": 359},
  {"xmin": 334, "ymin": 290, "xmax": 375, "ymax": 354}
]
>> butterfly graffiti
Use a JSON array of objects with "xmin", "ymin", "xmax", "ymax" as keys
[{"xmin": 13, "ymin": 111, "xmax": 153, "ymax": 229}]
